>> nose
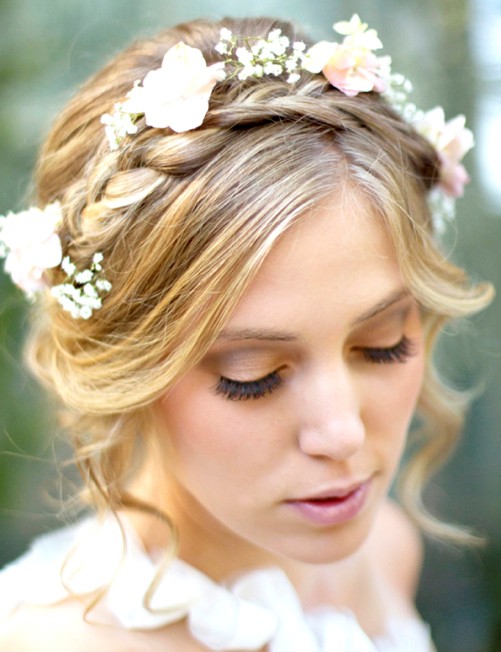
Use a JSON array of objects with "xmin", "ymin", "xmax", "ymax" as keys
[{"xmin": 297, "ymin": 365, "xmax": 365, "ymax": 460}]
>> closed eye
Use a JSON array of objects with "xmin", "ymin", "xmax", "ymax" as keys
[
  {"xmin": 213, "ymin": 337, "xmax": 416, "ymax": 400},
  {"xmin": 360, "ymin": 335, "xmax": 416, "ymax": 364},
  {"xmin": 214, "ymin": 370, "xmax": 283, "ymax": 401}
]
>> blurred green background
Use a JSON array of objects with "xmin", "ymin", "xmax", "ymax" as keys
[{"xmin": 0, "ymin": 0, "xmax": 500, "ymax": 649}]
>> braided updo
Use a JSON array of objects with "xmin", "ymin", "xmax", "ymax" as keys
[{"xmin": 28, "ymin": 17, "xmax": 491, "ymax": 539}]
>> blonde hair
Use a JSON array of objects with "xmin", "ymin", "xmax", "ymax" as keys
[{"xmin": 27, "ymin": 17, "xmax": 493, "ymax": 542}]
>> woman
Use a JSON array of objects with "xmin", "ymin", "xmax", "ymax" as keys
[{"xmin": 0, "ymin": 14, "xmax": 493, "ymax": 651}]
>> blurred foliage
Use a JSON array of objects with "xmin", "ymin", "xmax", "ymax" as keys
[{"xmin": 0, "ymin": 1, "xmax": 500, "ymax": 650}]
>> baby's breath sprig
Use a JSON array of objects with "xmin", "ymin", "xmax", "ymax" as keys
[
  {"xmin": 51, "ymin": 252, "xmax": 112, "ymax": 320},
  {"xmin": 101, "ymin": 102, "xmax": 139, "ymax": 151},
  {"xmin": 215, "ymin": 27, "xmax": 307, "ymax": 84},
  {"xmin": 382, "ymin": 73, "xmax": 414, "ymax": 119}
]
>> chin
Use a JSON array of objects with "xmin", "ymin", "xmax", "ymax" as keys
[{"xmin": 260, "ymin": 514, "xmax": 375, "ymax": 567}]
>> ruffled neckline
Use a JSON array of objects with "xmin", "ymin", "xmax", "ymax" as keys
[{"xmin": 0, "ymin": 515, "xmax": 433, "ymax": 651}]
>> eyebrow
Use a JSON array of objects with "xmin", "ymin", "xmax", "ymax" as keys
[
  {"xmin": 351, "ymin": 288, "xmax": 410, "ymax": 326},
  {"xmin": 216, "ymin": 288, "xmax": 410, "ymax": 343},
  {"xmin": 216, "ymin": 328, "xmax": 298, "ymax": 343}
]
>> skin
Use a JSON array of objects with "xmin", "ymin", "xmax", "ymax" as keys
[
  {"xmin": 0, "ymin": 189, "xmax": 428, "ymax": 650},
  {"xmin": 149, "ymin": 188, "xmax": 426, "ymax": 586}
]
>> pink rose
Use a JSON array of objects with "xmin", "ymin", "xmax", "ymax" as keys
[
  {"xmin": 303, "ymin": 41, "xmax": 389, "ymax": 96},
  {"xmin": 412, "ymin": 108, "xmax": 474, "ymax": 197},
  {"xmin": 323, "ymin": 46, "xmax": 389, "ymax": 96},
  {"xmin": 302, "ymin": 15, "xmax": 390, "ymax": 97}
]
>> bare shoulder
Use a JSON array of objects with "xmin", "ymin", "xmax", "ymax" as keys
[
  {"xmin": 0, "ymin": 602, "xmax": 122, "ymax": 652},
  {"xmin": 0, "ymin": 601, "xmax": 205, "ymax": 652},
  {"xmin": 366, "ymin": 498, "xmax": 424, "ymax": 599}
]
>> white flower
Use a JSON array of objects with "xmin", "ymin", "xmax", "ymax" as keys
[
  {"xmin": 96, "ymin": 279, "xmax": 112, "ymax": 292},
  {"xmin": 79, "ymin": 306, "xmax": 93, "ymax": 320},
  {"xmin": 122, "ymin": 41, "xmax": 225, "ymax": 133},
  {"xmin": 287, "ymin": 73, "xmax": 301, "ymax": 84},
  {"xmin": 251, "ymin": 39, "xmax": 274, "ymax": 60},
  {"xmin": 91, "ymin": 252, "xmax": 103, "ymax": 272},
  {"xmin": 236, "ymin": 47, "xmax": 254, "ymax": 65},
  {"xmin": 83, "ymin": 283, "xmax": 98, "ymax": 298},
  {"xmin": 75, "ymin": 269, "xmax": 93, "ymax": 285},
  {"xmin": 333, "ymin": 14, "xmax": 383, "ymax": 51},
  {"xmin": 427, "ymin": 187, "xmax": 457, "ymax": 234},
  {"xmin": 302, "ymin": 41, "xmax": 338, "ymax": 74},
  {"xmin": 382, "ymin": 75, "xmax": 415, "ymax": 116},
  {"xmin": 49, "ymin": 251, "xmax": 112, "ymax": 319},
  {"xmin": 219, "ymin": 28, "xmax": 233, "ymax": 41},
  {"xmin": 215, "ymin": 42, "xmax": 228, "ymax": 55},
  {"xmin": 264, "ymin": 62, "xmax": 283, "ymax": 76},
  {"xmin": 61, "ymin": 256, "xmax": 77, "ymax": 276},
  {"xmin": 268, "ymin": 32, "xmax": 290, "ymax": 56},
  {"xmin": 0, "ymin": 202, "xmax": 63, "ymax": 295},
  {"xmin": 268, "ymin": 29, "xmax": 283, "ymax": 40},
  {"xmin": 51, "ymin": 291, "xmax": 79, "ymax": 318},
  {"xmin": 101, "ymin": 103, "xmax": 138, "ymax": 150}
]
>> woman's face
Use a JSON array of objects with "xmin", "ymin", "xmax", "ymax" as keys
[{"xmin": 156, "ymin": 190, "xmax": 425, "ymax": 568}]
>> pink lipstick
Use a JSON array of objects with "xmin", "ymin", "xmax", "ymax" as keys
[{"xmin": 286, "ymin": 480, "xmax": 371, "ymax": 526}]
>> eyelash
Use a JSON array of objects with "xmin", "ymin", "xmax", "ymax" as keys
[
  {"xmin": 215, "ymin": 336, "xmax": 416, "ymax": 401},
  {"xmin": 215, "ymin": 371, "xmax": 283, "ymax": 401},
  {"xmin": 359, "ymin": 335, "xmax": 416, "ymax": 364}
]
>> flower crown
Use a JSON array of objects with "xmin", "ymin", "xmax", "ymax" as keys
[{"xmin": 0, "ymin": 15, "xmax": 473, "ymax": 319}]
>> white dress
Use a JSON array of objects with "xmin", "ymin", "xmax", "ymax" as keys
[{"xmin": 0, "ymin": 515, "xmax": 434, "ymax": 651}]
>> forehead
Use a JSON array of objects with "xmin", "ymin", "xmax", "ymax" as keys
[{"xmin": 224, "ymin": 190, "xmax": 404, "ymax": 334}]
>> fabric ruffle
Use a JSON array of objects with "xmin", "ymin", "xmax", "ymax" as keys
[{"xmin": 0, "ymin": 515, "xmax": 433, "ymax": 651}]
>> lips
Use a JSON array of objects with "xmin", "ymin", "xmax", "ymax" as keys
[
  {"xmin": 286, "ymin": 479, "xmax": 372, "ymax": 526},
  {"xmin": 298, "ymin": 479, "xmax": 368, "ymax": 501}
]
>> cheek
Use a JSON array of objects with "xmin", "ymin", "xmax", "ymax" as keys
[
  {"xmin": 159, "ymin": 384, "xmax": 232, "ymax": 464},
  {"xmin": 365, "ymin": 353, "xmax": 426, "ymax": 440},
  {"xmin": 402, "ymin": 351, "xmax": 426, "ymax": 410},
  {"xmin": 157, "ymin": 379, "xmax": 280, "ymax": 481}
]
